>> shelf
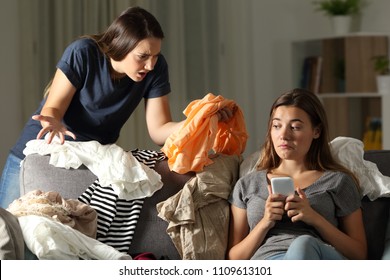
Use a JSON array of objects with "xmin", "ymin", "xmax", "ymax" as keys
[
  {"xmin": 316, "ymin": 93, "xmax": 382, "ymax": 98},
  {"xmin": 293, "ymin": 35, "xmax": 389, "ymax": 148},
  {"xmin": 293, "ymin": 32, "xmax": 390, "ymax": 42}
]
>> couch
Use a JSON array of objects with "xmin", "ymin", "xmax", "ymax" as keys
[{"xmin": 12, "ymin": 150, "xmax": 390, "ymax": 259}]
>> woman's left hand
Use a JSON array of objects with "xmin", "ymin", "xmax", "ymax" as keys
[
  {"xmin": 216, "ymin": 106, "xmax": 234, "ymax": 122},
  {"xmin": 284, "ymin": 188, "xmax": 319, "ymax": 224}
]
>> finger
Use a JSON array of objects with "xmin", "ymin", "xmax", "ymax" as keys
[
  {"xmin": 36, "ymin": 127, "xmax": 51, "ymax": 140},
  {"xmin": 31, "ymin": 114, "xmax": 42, "ymax": 121},
  {"xmin": 59, "ymin": 133, "xmax": 65, "ymax": 145},
  {"xmin": 46, "ymin": 131, "xmax": 56, "ymax": 144},
  {"xmin": 270, "ymin": 212, "xmax": 284, "ymax": 221},
  {"xmin": 65, "ymin": 130, "xmax": 76, "ymax": 140},
  {"xmin": 285, "ymin": 201, "xmax": 297, "ymax": 211},
  {"xmin": 296, "ymin": 187, "xmax": 306, "ymax": 199},
  {"xmin": 224, "ymin": 107, "xmax": 234, "ymax": 119},
  {"xmin": 217, "ymin": 110, "xmax": 227, "ymax": 121},
  {"xmin": 217, "ymin": 107, "xmax": 233, "ymax": 122},
  {"xmin": 290, "ymin": 213, "xmax": 303, "ymax": 223},
  {"xmin": 286, "ymin": 209, "xmax": 295, "ymax": 218},
  {"xmin": 32, "ymin": 114, "xmax": 49, "ymax": 122}
]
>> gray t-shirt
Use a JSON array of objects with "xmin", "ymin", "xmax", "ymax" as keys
[{"xmin": 228, "ymin": 170, "xmax": 361, "ymax": 259}]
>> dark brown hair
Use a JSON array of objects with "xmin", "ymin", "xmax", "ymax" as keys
[
  {"xmin": 44, "ymin": 7, "xmax": 164, "ymax": 96},
  {"xmin": 257, "ymin": 88, "xmax": 359, "ymax": 185},
  {"xmin": 85, "ymin": 6, "xmax": 164, "ymax": 61}
]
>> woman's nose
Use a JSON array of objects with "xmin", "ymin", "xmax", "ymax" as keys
[
  {"xmin": 144, "ymin": 58, "xmax": 156, "ymax": 71},
  {"xmin": 280, "ymin": 127, "xmax": 290, "ymax": 140}
]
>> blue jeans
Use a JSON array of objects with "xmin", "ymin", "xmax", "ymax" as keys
[
  {"xmin": 267, "ymin": 235, "xmax": 345, "ymax": 260},
  {"xmin": 0, "ymin": 153, "xmax": 22, "ymax": 208},
  {"xmin": 382, "ymin": 213, "xmax": 390, "ymax": 260}
]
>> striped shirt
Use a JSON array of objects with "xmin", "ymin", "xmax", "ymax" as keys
[{"xmin": 78, "ymin": 149, "xmax": 166, "ymax": 252}]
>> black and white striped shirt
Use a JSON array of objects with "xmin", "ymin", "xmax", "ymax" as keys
[{"xmin": 78, "ymin": 149, "xmax": 166, "ymax": 252}]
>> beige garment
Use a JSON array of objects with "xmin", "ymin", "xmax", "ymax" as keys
[
  {"xmin": 7, "ymin": 190, "xmax": 97, "ymax": 238},
  {"xmin": 157, "ymin": 154, "xmax": 241, "ymax": 259},
  {"xmin": 0, "ymin": 208, "xmax": 24, "ymax": 259}
]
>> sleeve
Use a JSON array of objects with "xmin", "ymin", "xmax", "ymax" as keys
[
  {"xmin": 333, "ymin": 173, "xmax": 362, "ymax": 217},
  {"xmin": 144, "ymin": 54, "xmax": 171, "ymax": 99},
  {"xmin": 228, "ymin": 177, "xmax": 247, "ymax": 209},
  {"xmin": 56, "ymin": 39, "xmax": 92, "ymax": 89}
]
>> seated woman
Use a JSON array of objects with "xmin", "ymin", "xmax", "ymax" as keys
[{"xmin": 227, "ymin": 88, "xmax": 367, "ymax": 260}]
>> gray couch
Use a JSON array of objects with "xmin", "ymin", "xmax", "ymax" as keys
[{"xmin": 18, "ymin": 150, "xmax": 390, "ymax": 260}]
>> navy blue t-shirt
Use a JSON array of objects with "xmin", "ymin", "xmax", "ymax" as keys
[{"xmin": 11, "ymin": 38, "xmax": 171, "ymax": 159}]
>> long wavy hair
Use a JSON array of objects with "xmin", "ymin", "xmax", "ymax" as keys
[{"xmin": 257, "ymin": 88, "xmax": 359, "ymax": 185}]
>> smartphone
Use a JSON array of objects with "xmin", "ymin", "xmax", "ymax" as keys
[{"xmin": 270, "ymin": 177, "xmax": 295, "ymax": 196}]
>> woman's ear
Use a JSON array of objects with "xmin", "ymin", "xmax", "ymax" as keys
[{"xmin": 313, "ymin": 127, "xmax": 321, "ymax": 139}]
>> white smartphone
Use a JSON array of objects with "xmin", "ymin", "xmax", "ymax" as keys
[{"xmin": 270, "ymin": 177, "xmax": 295, "ymax": 196}]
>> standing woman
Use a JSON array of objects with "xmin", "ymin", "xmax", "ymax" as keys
[
  {"xmin": 0, "ymin": 6, "xmax": 230, "ymax": 208},
  {"xmin": 227, "ymin": 88, "xmax": 367, "ymax": 260}
]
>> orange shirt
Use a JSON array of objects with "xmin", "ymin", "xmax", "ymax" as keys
[{"xmin": 161, "ymin": 93, "xmax": 248, "ymax": 174}]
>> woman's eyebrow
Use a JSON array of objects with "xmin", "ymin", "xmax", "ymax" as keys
[
  {"xmin": 272, "ymin": 117, "xmax": 304, "ymax": 123},
  {"xmin": 137, "ymin": 51, "xmax": 161, "ymax": 56}
]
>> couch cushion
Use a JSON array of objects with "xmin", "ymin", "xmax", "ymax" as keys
[
  {"xmin": 128, "ymin": 160, "xmax": 194, "ymax": 259},
  {"xmin": 20, "ymin": 154, "xmax": 97, "ymax": 199},
  {"xmin": 362, "ymin": 150, "xmax": 390, "ymax": 259},
  {"xmin": 361, "ymin": 196, "xmax": 389, "ymax": 259}
]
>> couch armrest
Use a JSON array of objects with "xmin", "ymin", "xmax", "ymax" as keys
[{"xmin": 20, "ymin": 154, "xmax": 97, "ymax": 199}]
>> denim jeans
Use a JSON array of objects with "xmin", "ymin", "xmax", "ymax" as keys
[
  {"xmin": 382, "ymin": 214, "xmax": 390, "ymax": 260},
  {"xmin": 0, "ymin": 153, "xmax": 22, "ymax": 208},
  {"xmin": 266, "ymin": 235, "xmax": 345, "ymax": 260}
]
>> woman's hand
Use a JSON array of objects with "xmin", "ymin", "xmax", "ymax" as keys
[
  {"xmin": 263, "ymin": 185, "xmax": 286, "ymax": 228},
  {"xmin": 216, "ymin": 106, "xmax": 234, "ymax": 122},
  {"xmin": 32, "ymin": 114, "xmax": 76, "ymax": 144},
  {"xmin": 284, "ymin": 188, "xmax": 319, "ymax": 224}
]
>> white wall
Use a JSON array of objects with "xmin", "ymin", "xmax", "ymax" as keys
[
  {"xmin": 0, "ymin": 0, "xmax": 22, "ymax": 172},
  {"xmin": 2, "ymin": 0, "xmax": 390, "ymax": 172}
]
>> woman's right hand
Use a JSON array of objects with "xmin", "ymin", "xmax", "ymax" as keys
[
  {"xmin": 32, "ymin": 114, "xmax": 76, "ymax": 144},
  {"xmin": 263, "ymin": 185, "xmax": 286, "ymax": 228}
]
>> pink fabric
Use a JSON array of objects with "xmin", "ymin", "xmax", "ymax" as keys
[
  {"xmin": 8, "ymin": 190, "xmax": 97, "ymax": 238},
  {"xmin": 161, "ymin": 93, "xmax": 248, "ymax": 174}
]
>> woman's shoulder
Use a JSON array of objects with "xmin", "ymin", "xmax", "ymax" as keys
[
  {"xmin": 236, "ymin": 170, "xmax": 267, "ymax": 186},
  {"xmin": 323, "ymin": 170, "xmax": 354, "ymax": 182},
  {"xmin": 64, "ymin": 37, "xmax": 99, "ymax": 54},
  {"xmin": 320, "ymin": 170, "xmax": 359, "ymax": 191}
]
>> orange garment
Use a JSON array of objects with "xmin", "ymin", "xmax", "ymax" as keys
[{"xmin": 161, "ymin": 93, "xmax": 248, "ymax": 174}]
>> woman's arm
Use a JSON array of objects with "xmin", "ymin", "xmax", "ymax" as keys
[
  {"xmin": 227, "ymin": 188, "xmax": 286, "ymax": 260},
  {"xmin": 145, "ymin": 95, "xmax": 234, "ymax": 146},
  {"xmin": 32, "ymin": 68, "xmax": 77, "ymax": 144},
  {"xmin": 286, "ymin": 188, "xmax": 367, "ymax": 259},
  {"xmin": 144, "ymin": 95, "xmax": 184, "ymax": 146},
  {"xmin": 307, "ymin": 208, "xmax": 366, "ymax": 259}
]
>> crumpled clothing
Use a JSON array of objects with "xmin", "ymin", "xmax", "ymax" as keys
[
  {"xmin": 18, "ymin": 215, "xmax": 132, "ymax": 260},
  {"xmin": 330, "ymin": 136, "xmax": 390, "ymax": 200},
  {"xmin": 0, "ymin": 208, "xmax": 24, "ymax": 260},
  {"xmin": 157, "ymin": 154, "xmax": 241, "ymax": 259},
  {"xmin": 23, "ymin": 140, "xmax": 163, "ymax": 200},
  {"xmin": 161, "ymin": 93, "xmax": 248, "ymax": 174},
  {"xmin": 8, "ymin": 190, "xmax": 97, "ymax": 238}
]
